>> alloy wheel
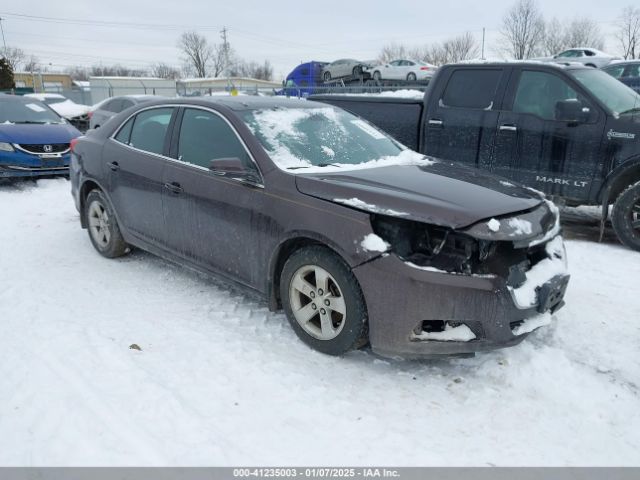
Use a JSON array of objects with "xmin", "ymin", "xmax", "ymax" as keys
[
  {"xmin": 88, "ymin": 200, "xmax": 111, "ymax": 249},
  {"xmin": 289, "ymin": 265, "xmax": 347, "ymax": 340}
]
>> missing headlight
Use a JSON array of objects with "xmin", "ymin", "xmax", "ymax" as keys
[{"xmin": 371, "ymin": 215, "xmax": 480, "ymax": 274}]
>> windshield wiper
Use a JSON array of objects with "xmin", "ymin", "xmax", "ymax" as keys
[
  {"xmin": 620, "ymin": 107, "xmax": 640, "ymax": 115},
  {"xmin": 287, "ymin": 163, "xmax": 342, "ymax": 170},
  {"xmin": 13, "ymin": 120, "xmax": 51, "ymax": 124}
]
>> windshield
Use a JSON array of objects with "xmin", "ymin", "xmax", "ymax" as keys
[
  {"xmin": 570, "ymin": 69, "xmax": 640, "ymax": 115},
  {"xmin": 0, "ymin": 100, "xmax": 64, "ymax": 124},
  {"xmin": 242, "ymin": 106, "xmax": 429, "ymax": 171}
]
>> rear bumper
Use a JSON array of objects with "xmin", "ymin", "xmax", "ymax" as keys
[{"xmin": 353, "ymin": 244, "xmax": 569, "ymax": 358}]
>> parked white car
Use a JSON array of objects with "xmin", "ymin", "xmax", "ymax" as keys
[
  {"xmin": 367, "ymin": 59, "xmax": 438, "ymax": 82},
  {"xmin": 539, "ymin": 48, "xmax": 621, "ymax": 68},
  {"xmin": 24, "ymin": 93, "xmax": 92, "ymax": 131}
]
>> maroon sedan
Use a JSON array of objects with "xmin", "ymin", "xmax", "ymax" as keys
[{"xmin": 70, "ymin": 97, "xmax": 569, "ymax": 358}]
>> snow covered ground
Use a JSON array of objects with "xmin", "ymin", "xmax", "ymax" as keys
[{"xmin": 0, "ymin": 179, "xmax": 639, "ymax": 466}]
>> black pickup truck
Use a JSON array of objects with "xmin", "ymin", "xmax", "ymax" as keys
[{"xmin": 311, "ymin": 62, "xmax": 640, "ymax": 251}]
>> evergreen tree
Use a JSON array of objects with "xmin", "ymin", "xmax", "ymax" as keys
[{"xmin": 0, "ymin": 57, "xmax": 15, "ymax": 90}]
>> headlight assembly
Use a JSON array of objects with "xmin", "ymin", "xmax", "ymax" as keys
[{"xmin": 0, "ymin": 142, "xmax": 15, "ymax": 152}]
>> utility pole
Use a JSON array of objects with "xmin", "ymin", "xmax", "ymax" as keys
[
  {"xmin": 0, "ymin": 17, "xmax": 7, "ymax": 56},
  {"xmin": 481, "ymin": 27, "xmax": 486, "ymax": 60},
  {"xmin": 220, "ymin": 27, "xmax": 230, "ymax": 74}
]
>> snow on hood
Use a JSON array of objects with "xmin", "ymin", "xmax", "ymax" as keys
[
  {"xmin": 50, "ymin": 100, "xmax": 92, "ymax": 120},
  {"xmin": 296, "ymin": 163, "xmax": 543, "ymax": 229}
]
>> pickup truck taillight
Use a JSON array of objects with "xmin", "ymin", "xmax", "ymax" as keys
[{"xmin": 70, "ymin": 138, "xmax": 79, "ymax": 152}]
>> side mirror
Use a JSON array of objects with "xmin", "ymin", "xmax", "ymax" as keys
[
  {"xmin": 555, "ymin": 100, "xmax": 590, "ymax": 124},
  {"xmin": 209, "ymin": 157, "xmax": 261, "ymax": 186}
]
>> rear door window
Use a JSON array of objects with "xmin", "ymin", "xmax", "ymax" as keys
[
  {"xmin": 441, "ymin": 69, "xmax": 503, "ymax": 109},
  {"xmin": 128, "ymin": 108, "xmax": 174, "ymax": 155}
]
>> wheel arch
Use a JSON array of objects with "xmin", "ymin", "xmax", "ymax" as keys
[
  {"xmin": 598, "ymin": 157, "xmax": 640, "ymax": 211},
  {"xmin": 266, "ymin": 233, "xmax": 353, "ymax": 312},
  {"xmin": 78, "ymin": 178, "xmax": 110, "ymax": 228}
]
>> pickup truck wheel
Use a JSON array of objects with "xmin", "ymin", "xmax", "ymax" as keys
[
  {"xmin": 85, "ymin": 190, "xmax": 129, "ymax": 258},
  {"xmin": 373, "ymin": 71, "xmax": 382, "ymax": 81},
  {"xmin": 407, "ymin": 72, "xmax": 417, "ymax": 81},
  {"xmin": 323, "ymin": 71, "xmax": 331, "ymax": 82},
  {"xmin": 280, "ymin": 246, "xmax": 368, "ymax": 356},
  {"xmin": 612, "ymin": 180, "xmax": 640, "ymax": 251}
]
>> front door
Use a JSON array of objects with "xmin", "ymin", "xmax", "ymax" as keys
[
  {"xmin": 162, "ymin": 107, "xmax": 263, "ymax": 286},
  {"xmin": 492, "ymin": 69, "xmax": 605, "ymax": 200}
]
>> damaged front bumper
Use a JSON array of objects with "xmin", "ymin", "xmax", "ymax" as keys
[{"xmin": 352, "ymin": 235, "xmax": 569, "ymax": 358}]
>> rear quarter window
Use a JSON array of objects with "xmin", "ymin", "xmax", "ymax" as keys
[{"xmin": 441, "ymin": 69, "xmax": 503, "ymax": 109}]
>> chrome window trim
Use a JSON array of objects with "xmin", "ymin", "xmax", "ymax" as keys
[{"xmin": 109, "ymin": 103, "xmax": 265, "ymax": 188}]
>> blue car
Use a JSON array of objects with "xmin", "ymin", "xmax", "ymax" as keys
[
  {"xmin": 0, "ymin": 94, "xmax": 81, "ymax": 179},
  {"xmin": 602, "ymin": 61, "xmax": 640, "ymax": 93}
]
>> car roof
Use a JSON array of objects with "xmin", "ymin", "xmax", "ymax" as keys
[
  {"xmin": 144, "ymin": 96, "xmax": 328, "ymax": 112},
  {"xmin": 24, "ymin": 93, "xmax": 66, "ymax": 99},
  {"xmin": 454, "ymin": 60, "xmax": 592, "ymax": 70}
]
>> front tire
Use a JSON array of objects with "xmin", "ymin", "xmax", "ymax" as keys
[
  {"xmin": 85, "ymin": 189, "xmax": 129, "ymax": 258},
  {"xmin": 323, "ymin": 71, "xmax": 331, "ymax": 82},
  {"xmin": 280, "ymin": 246, "xmax": 368, "ymax": 355},
  {"xmin": 373, "ymin": 71, "xmax": 382, "ymax": 81},
  {"xmin": 612, "ymin": 180, "xmax": 640, "ymax": 251}
]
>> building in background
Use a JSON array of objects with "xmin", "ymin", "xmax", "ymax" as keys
[
  {"xmin": 14, "ymin": 72, "xmax": 73, "ymax": 92},
  {"xmin": 89, "ymin": 77, "xmax": 177, "ymax": 103},
  {"xmin": 177, "ymin": 77, "xmax": 281, "ymax": 96}
]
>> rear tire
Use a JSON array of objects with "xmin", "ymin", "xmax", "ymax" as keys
[
  {"xmin": 407, "ymin": 72, "xmax": 417, "ymax": 81},
  {"xmin": 612, "ymin": 180, "xmax": 640, "ymax": 251},
  {"xmin": 280, "ymin": 246, "xmax": 368, "ymax": 356},
  {"xmin": 85, "ymin": 189, "xmax": 129, "ymax": 258},
  {"xmin": 323, "ymin": 71, "xmax": 331, "ymax": 82},
  {"xmin": 352, "ymin": 66, "xmax": 362, "ymax": 76}
]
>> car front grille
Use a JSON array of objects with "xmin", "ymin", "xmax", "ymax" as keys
[{"xmin": 15, "ymin": 143, "xmax": 70, "ymax": 154}]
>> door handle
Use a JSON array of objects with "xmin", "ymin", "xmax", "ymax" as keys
[
  {"xmin": 499, "ymin": 124, "xmax": 518, "ymax": 132},
  {"xmin": 428, "ymin": 119, "xmax": 444, "ymax": 127},
  {"xmin": 163, "ymin": 182, "xmax": 183, "ymax": 194},
  {"xmin": 107, "ymin": 161, "xmax": 120, "ymax": 171}
]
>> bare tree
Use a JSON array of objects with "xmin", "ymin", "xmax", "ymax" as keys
[
  {"xmin": 151, "ymin": 62, "xmax": 181, "ymax": 80},
  {"xmin": 178, "ymin": 31, "xmax": 213, "ymax": 78},
  {"xmin": 378, "ymin": 43, "xmax": 409, "ymax": 63},
  {"xmin": 564, "ymin": 17, "xmax": 605, "ymax": 50},
  {"xmin": 377, "ymin": 33, "xmax": 479, "ymax": 67},
  {"xmin": 65, "ymin": 66, "xmax": 89, "ymax": 81},
  {"xmin": 228, "ymin": 59, "xmax": 274, "ymax": 80},
  {"xmin": 211, "ymin": 43, "xmax": 233, "ymax": 77},
  {"xmin": 617, "ymin": 6, "xmax": 640, "ymax": 59},
  {"xmin": 23, "ymin": 55, "xmax": 40, "ymax": 73},
  {"xmin": 541, "ymin": 18, "xmax": 566, "ymax": 56},
  {"xmin": 499, "ymin": 0, "xmax": 545, "ymax": 59},
  {"xmin": 90, "ymin": 64, "xmax": 147, "ymax": 77},
  {"xmin": 3, "ymin": 46, "xmax": 25, "ymax": 71}
]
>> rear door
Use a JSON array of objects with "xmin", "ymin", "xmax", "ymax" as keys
[
  {"xmin": 103, "ymin": 106, "xmax": 176, "ymax": 245},
  {"xmin": 492, "ymin": 68, "xmax": 605, "ymax": 200},
  {"xmin": 423, "ymin": 67, "xmax": 507, "ymax": 170},
  {"xmin": 162, "ymin": 106, "xmax": 263, "ymax": 285}
]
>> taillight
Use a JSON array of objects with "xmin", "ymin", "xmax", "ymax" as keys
[
  {"xmin": 420, "ymin": 66, "xmax": 430, "ymax": 70},
  {"xmin": 70, "ymin": 138, "xmax": 79, "ymax": 152},
  {"xmin": 87, "ymin": 111, "xmax": 93, "ymax": 119}
]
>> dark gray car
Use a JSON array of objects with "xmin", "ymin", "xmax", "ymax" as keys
[
  {"xmin": 89, "ymin": 95, "xmax": 163, "ymax": 130},
  {"xmin": 70, "ymin": 96, "xmax": 569, "ymax": 359}
]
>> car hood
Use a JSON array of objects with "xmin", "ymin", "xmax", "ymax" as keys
[
  {"xmin": 50, "ymin": 100, "xmax": 92, "ymax": 119},
  {"xmin": 295, "ymin": 163, "xmax": 543, "ymax": 229},
  {"xmin": 0, "ymin": 123, "xmax": 81, "ymax": 144}
]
